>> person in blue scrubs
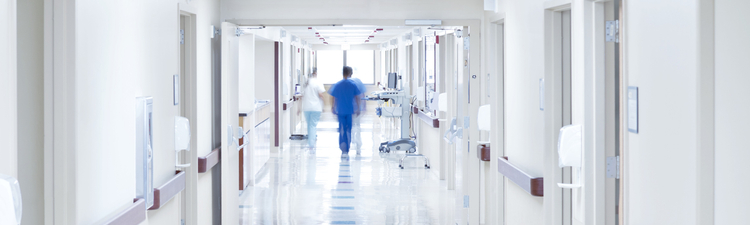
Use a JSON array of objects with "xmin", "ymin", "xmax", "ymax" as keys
[{"xmin": 328, "ymin": 66, "xmax": 362, "ymax": 158}]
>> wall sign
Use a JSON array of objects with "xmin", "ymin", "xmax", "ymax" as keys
[
  {"xmin": 628, "ymin": 86, "xmax": 639, "ymax": 133},
  {"xmin": 173, "ymin": 74, "xmax": 179, "ymax": 105},
  {"xmin": 539, "ymin": 78, "xmax": 545, "ymax": 111}
]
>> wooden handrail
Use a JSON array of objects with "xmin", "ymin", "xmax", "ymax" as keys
[
  {"xmin": 497, "ymin": 157, "xmax": 544, "ymax": 196},
  {"xmin": 198, "ymin": 147, "xmax": 220, "ymax": 173},
  {"xmin": 412, "ymin": 106, "xmax": 440, "ymax": 128},
  {"xmin": 102, "ymin": 198, "xmax": 146, "ymax": 225},
  {"xmin": 148, "ymin": 171, "xmax": 186, "ymax": 210},
  {"xmin": 477, "ymin": 144, "xmax": 491, "ymax": 161}
]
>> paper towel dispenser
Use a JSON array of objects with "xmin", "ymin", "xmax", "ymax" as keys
[
  {"xmin": 438, "ymin": 93, "xmax": 448, "ymax": 112},
  {"xmin": 557, "ymin": 124, "xmax": 582, "ymax": 189},
  {"xmin": 136, "ymin": 97, "xmax": 154, "ymax": 209},
  {"xmin": 477, "ymin": 104, "xmax": 491, "ymax": 132},
  {"xmin": 0, "ymin": 174, "xmax": 22, "ymax": 224}
]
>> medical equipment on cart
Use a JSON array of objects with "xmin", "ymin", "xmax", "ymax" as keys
[{"xmin": 365, "ymin": 87, "xmax": 430, "ymax": 169}]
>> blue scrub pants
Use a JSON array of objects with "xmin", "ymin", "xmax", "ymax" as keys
[
  {"xmin": 337, "ymin": 114, "xmax": 353, "ymax": 154},
  {"xmin": 304, "ymin": 111, "xmax": 321, "ymax": 148}
]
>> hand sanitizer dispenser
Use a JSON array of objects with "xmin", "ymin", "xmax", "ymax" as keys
[
  {"xmin": 174, "ymin": 116, "xmax": 191, "ymax": 168},
  {"xmin": 0, "ymin": 174, "xmax": 22, "ymax": 225},
  {"xmin": 136, "ymin": 97, "xmax": 154, "ymax": 209},
  {"xmin": 557, "ymin": 124, "xmax": 582, "ymax": 188}
]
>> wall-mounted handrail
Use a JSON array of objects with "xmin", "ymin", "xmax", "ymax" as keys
[
  {"xmin": 412, "ymin": 106, "xmax": 440, "ymax": 128},
  {"xmin": 282, "ymin": 98, "xmax": 295, "ymax": 110},
  {"xmin": 148, "ymin": 171, "xmax": 186, "ymax": 210},
  {"xmin": 102, "ymin": 198, "xmax": 146, "ymax": 225},
  {"xmin": 477, "ymin": 145, "xmax": 491, "ymax": 161},
  {"xmin": 497, "ymin": 157, "xmax": 544, "ymax": 196},
  {"xmin": 198, "ymin": 147, "xmax": 220, "ymax": 173}
]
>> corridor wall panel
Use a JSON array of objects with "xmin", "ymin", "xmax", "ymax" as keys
[
  {"xmin": 185, "ymin": 0, "xmax": 223, "ymax": 225},
  {"xmin": 503, "ymin": 0, "xmax": 547, "ymax": 224},
  {"xmin": 624, "ymin": 0, "xmax": 700, "ymax": 224},
  {"xmin": 715, "ymin": 0, "xmax": 750, "ymax": 224},
  {"xmin": 17, "ymin": 0, "xmax": 45, "ymax": 223},
  {"xmin": 70, "ymin": 0, "xmax": 223, "ymax": 224}
]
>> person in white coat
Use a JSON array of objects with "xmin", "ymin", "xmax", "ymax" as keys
[{"xmin": 300, "ymin": 68, "xmax": 326, "ymax": 151}]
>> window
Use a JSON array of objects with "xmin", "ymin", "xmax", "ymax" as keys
[
  {"xmin": 346, "ymin": 50, "xmax": 375, "ymax": 84},
  {"xmin": 316, "ymin": 50, "xmax": 344, "ymax": 84},
  {"xmin": 316, "ymin": 50, "xmax": 375, "ymax": 84}
]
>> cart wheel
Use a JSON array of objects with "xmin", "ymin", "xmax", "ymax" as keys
[
  {"xmin": 425, "ymin": 165, "xmax": 430, "ymax": 169},
  {"xmin": 408, "ymin": 148, "xmax": 416, "ymax": 153}
]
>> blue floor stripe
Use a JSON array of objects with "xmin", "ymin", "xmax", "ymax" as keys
[
  {"xmin": 332, "ymin": 196, "xmax": 354, "ymax": 199},
  {"xmin": 331, "ymin": 206, "xmax": 355, "ymax": 210},
  {"xmin": 331, "ymin": 221, "xmax": 356, "ymax": 224},
  {"xmin": 338, "ymin": 175, "xmax": 351, "ymax": 177},
  {"xmin": 338, "ymin": 181, "xmax": 352, "ymax": 183}
]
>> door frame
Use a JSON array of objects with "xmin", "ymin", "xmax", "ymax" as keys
[
  {"xmin": 220, "ymin": 21, "xmax": 241, "ymax": 224},
  {"xmin": 488, "ymin": 17, "xmax": 506, "ymax": 225},
  {"xmin": 178, "ymin": 5, "xmax": 199, "ymax": 225}
]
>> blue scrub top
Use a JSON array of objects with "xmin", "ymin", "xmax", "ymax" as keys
[
  {"xmin": 350, "ymin": 78, "xmax": 367, "ymax": 113},
  {"xmin": 329, "ymin": 79, "xmax": 362, "ymax": 115}
]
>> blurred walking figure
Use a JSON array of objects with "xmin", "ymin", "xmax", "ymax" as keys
[
  {"xmin": 300, "ymin": 68, "xmax": 325, "ymax": 152},
  {"xmin": 349, "ymin": 75, "xmax": 367, "ymax": 155},
  {"xmin": 328, "ymin": 66, "xmax": 362, "ymax": 159}
]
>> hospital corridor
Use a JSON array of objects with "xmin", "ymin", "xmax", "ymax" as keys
[
  {"xmin": 240, "ymin": 112, "xmax": 454, "ymax": 224},
  {"xmin": 1, "ymin": 0, "xmax": 749, "ymax": 225}
]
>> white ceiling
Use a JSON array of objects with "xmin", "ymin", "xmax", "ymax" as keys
[{"xmin": 283, "ymin": 26, "xmax": 414, "ymax": 45}]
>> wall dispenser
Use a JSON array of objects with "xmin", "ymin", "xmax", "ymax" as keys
[
  {"xmin": 174, "ymin": 116, "xmax": 191, "ymax": 169},
  {"xmin": 0, "ymin": 174, "xmax": 22, "ymax": 224},
  {"xmin": 136, "ymin": 97, "xmax": 154, "ymax": 209},
  {"xmin": 557, "ymin": 124, "xmax": 582, "ymax": 189}
]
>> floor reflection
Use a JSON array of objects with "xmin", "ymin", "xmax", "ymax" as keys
[{"xmin": 240, "ymin": 112, "xmax": 455, "ymax": 224}]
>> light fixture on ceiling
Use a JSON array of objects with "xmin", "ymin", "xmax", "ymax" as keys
[
  {"xmin": 342, "ymin": 25, "xmax": 372, "ymax": 27},
  {"xmin": 404, "ymin": 19, "xmax": 442, "ymax": 26}
]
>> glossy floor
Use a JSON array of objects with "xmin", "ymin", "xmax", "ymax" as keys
[{"xmin": 239, "ymin": 112, "xmax": 457, "ymax": 224}]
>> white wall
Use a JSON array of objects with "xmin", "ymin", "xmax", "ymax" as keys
[
  {"xmin": 715, "ymin": 0, "xmax": 750, "ymax": 224},
  {"xmin": 255, "ymin": 40, "xmax": 276, "ymax": 102},
  {"xmin": 74, "ymin": 0, "xmax": 175, "ymax": 223},
  {"xmin": 181, "ymin": 1, "xmax": 223, "ymax": 225},
  {"xmin": 66, "ymin": 0, "xmax": 221, "ymax": 223},
  {"xmin": 503, "ymin": 0, "xmax": 546, "ymax": 224},
  {"xmin": 17, "ymin": 0, "xmax": 44, "ymax": 224},
  {"xmin": 0, "ymin": 0, "xmax": 17, "ymax": 179},
  {"xmin": 239, "ymin": 34, "xmax": 256, "ymax": 112},
  {"xmin": 624, "ymin": 1, "xmax": 699, "ymax": 224}
]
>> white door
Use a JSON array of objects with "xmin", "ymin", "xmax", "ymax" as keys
[
  {"xmin": 453, "ymin": 31, "xmax": 468, "ymax": 225},
  {"xmin": 220, "ymin": 21, "xmax": 240, "ymax": 224}
]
